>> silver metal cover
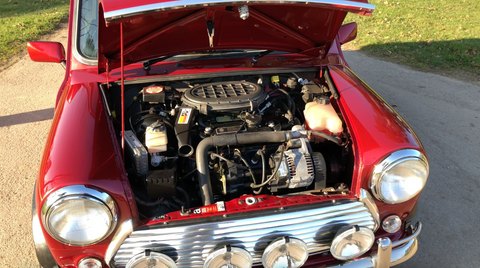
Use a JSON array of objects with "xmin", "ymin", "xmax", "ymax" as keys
[
  {"xmin": 181, "ymin": 81, "xmax": 266, "ymax": 114},
  {"xmin": 113, "ymin": 200, "xmax": 376, "ymax": 267}
]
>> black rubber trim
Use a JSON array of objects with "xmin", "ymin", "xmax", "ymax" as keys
[
  {"xmin": 324, "ymin": 68, "xmax": 340, "ymax": 100},
  {"xmin": 404, "ymin": 202, "xmax": 418, "ymax": 230},
  {"xmin": 106, "ymin": 67, "xmax": 317, "ymax": 86}
]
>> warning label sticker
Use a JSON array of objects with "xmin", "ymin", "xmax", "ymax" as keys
[
  {"xmin": 192, "ymin": 202, "xmax": 226, "ymax": 215},
  {"xmin": 177, "ymin": 108, "xmax": 192, "ymax": 124}
]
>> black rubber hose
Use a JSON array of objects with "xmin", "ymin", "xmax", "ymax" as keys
[
  {"xmin": 134, "ymin": 196, "xmax": 163, "ymax": 207},
  {"xmin": 197, "ymin": 131, "xmax": 300, "ymax": 205},
  {"xmin": 176, "ymin": 186, "xmax": 190, "ymax": 209},
  {"xmin": 277, "ymin": 88, "xmax": 295, "ymax": 113},
  {"xmin": 309, "ymin": 130, "xmax": 343, "ymax": 145}
]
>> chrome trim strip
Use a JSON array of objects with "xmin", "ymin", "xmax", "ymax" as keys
[
  {"xmin": 41, "ymin": 185, "xmax": 118, "ymax": 246},
  {"xmin": 104, "ymin": 0, "xmax": 375, "ymax": 23},
  {"xmin": 359, "ymin": 189, "xmax": 380, "ymax": 231},
  {"xmin": 113, "ymin": 200, "xmax": 376, "ymax": 267},
  {"xmin": 72, "ymin": 0, "xmax": 97, "ymax": 66},
  {"xmin": 105, "ymin": 219, "xmax": 134, "ymax": 266}
]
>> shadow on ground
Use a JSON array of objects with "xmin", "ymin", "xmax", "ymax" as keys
[
  {"xmin": 355, "ymin": 39, "xmax": 480, "ymax": 77},
  {"xmin": 0, "ymin": 108, "xmax": 54, "ymax": 127}
]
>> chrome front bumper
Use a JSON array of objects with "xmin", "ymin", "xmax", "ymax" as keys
[
  {"xmin": 112, "ymin": 200, "xmax": 377, "ymax": 267},
  {"xmin": 105, "ymin": 190, "xmax": 420, "ymax": 268},
  {"xmin": 328, "ymin": 222, "xmax": 422, "ymax": 268}
]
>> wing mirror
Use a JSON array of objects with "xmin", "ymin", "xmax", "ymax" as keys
[
  {"xmin": 27, "ymin": 41, "xmax": 66, "ymax": 68},
  {"xmin": 338, "ymin": 22, "xmax": 358, "ymax": 45}
]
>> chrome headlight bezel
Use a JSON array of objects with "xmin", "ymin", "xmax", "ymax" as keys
[
  {"xmin": 41, "ymin": 185, "xmax": 117, "ymax": 246},
  {"xmin": 370, "ymin": 149, "xmax": 429, "ymax": 204}
]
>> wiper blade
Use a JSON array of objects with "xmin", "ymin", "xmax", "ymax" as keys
[
  {"xmin": 192, "ymin": 49, "xmax": 249, "ymax": 54},
  {"xmin": 143, "ymin": 50, "xmax": 269, "ymax": 70},
  {"xmin": 143, "ymin": 55, "xmax": 173, "ymax": 70},
  {"xmin": 143, "ymin": 51, "xmax": 248, "ymax": 70},
  {"xmin": 252, "ymin": 50, "xmax": 273, "ymax": 63}
]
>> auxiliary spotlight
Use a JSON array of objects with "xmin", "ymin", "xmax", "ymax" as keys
[
  {"xmin": 262, "ymin": 237, "xmax": 309, "ymax": 268},
  {"xmin": 204, "ymin": 246, "xmax": 252, "ymax": 268}
]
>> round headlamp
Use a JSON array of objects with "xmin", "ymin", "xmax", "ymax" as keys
[
  {"xmin": 41, "ymin": 185, "xmax": 117, "ymax": 246},
  {"xmin": 370, "ymin": 149, "xmax": 429, "ymax": 204},
  {"xmin": 204, "ymin": 246, "xmax": 252, "ymax": 268},
  {"xmin": 330, "ymin": 226, "xmax": 375, "ymax": 261},
  {"xmin": 262, "ymin": 237, "xmax": 308, "ymax": 268}
]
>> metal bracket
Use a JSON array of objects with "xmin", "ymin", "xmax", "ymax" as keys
[{"xmin": 206, "ymin": 9, "xmax": 215, "ymax": 47}]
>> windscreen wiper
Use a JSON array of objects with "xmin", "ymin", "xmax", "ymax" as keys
[
  {"xmin": 143, "ymin": 51, "xmax": 247, "ymax": 70},
  {"xmin": 144, "ymin": 50, "xmax": 264, "ymax": 70},
  {"xmin": 143, "ymin": 55, "xmax": 173, "ymax": 70},
  {"xmin": 252, "ymin": 50, "xmax": 273, "ymax": 63}
]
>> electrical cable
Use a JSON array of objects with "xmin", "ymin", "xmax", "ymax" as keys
[
  {"xmin": 253, "ymin": 149, "xmax": 266, "ymax": 194},
  {"xmin": 250, "ymin": 145, "xmax": 285, "ymax": 188},
  {"xmin": 234, "ymin": 149, "xmax": 257, "ymax": 186},
  {"xmin": 209, "ymin": 153, "xmax": 249, "ymax": 170}
]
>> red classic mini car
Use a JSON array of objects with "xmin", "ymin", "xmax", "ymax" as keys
[{"xmin": 28, "ymin": 0, "xmax": 428, "ymax": 267}]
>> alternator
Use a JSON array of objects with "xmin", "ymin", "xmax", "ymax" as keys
[{"xmin": 271, "ymin": 138, "xmax": 326, "ymax": 191}]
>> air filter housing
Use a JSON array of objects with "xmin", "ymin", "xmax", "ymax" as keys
[{"xmin": 181, "ymin": 81, "xmax": 266, "ymax": 114}]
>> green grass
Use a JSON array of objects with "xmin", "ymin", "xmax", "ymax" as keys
[
  {"xmin": 344, "ymin": 0, "xmax": 480, "ymax": 76},
  {"xmin": 0, "ymin": 0, "xmax": 70, "ymax": 68}
]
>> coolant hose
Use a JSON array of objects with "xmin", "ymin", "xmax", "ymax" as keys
[
  {"xmin": 197, "ymin": 131, "xmax": 301, "ymax": 205},
  {"xmin": 309, "ymin": 130, "xmax": 343, "ymax": 145},
  {"xmin": 176, "ymin": 186, "xmax": 190, "ymax": 209}
]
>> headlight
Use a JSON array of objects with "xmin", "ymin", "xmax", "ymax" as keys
[
  {"xmin": 370, "ymin": 149, "xmax": 429, "ymax": 204},
  {"xmin": 41, "ymin": 185, "xmax": 117, "ymax": 246}
]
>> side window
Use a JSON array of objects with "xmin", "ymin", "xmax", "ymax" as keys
[{"xmin": 78, "ymin": 0, "xmax": 98, "ymax": 59}]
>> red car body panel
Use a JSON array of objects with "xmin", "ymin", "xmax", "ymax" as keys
[
  {"xmin": 37, "ymin": 62, "xmax": 423, "ymax": 267},
  {"xmin": 36, "ymin": 80, "xmax": 137, "ymax": 266},
  {"xmin": 31, "ymin": 0, "xmax": 426, "ymax": 267},
  {"xmin": 96, "ymin": 0, "xmax": 374, "ymax": 71},
  {"xmin": 330, "ymin": 65, "xmax": 423, "ymax": 220},
  {"xmin": 27, "ymin": 41, "xmax": 66, "ymax": 63},
  {"xmin": 99, "ymin": 0, "xmax": 372, "ymax": 17}
]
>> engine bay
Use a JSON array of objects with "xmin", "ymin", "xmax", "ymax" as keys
[{"xmin": 102, "ymin": 69, "xmax": 354, "ymax": 218}]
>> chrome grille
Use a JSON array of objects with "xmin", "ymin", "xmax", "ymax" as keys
[{"xmin": 113, "ymin": 200, "xmax": 375, "ymax": 267}]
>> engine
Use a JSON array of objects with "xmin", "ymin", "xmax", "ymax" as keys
[{"xmin": 106, "ymin": 72, "xmax": 352, "ymax": 218}]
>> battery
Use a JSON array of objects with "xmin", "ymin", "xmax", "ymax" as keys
[{"xmin": 125, "ymin": 130, "xmax": 148, "ymax": 176}]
